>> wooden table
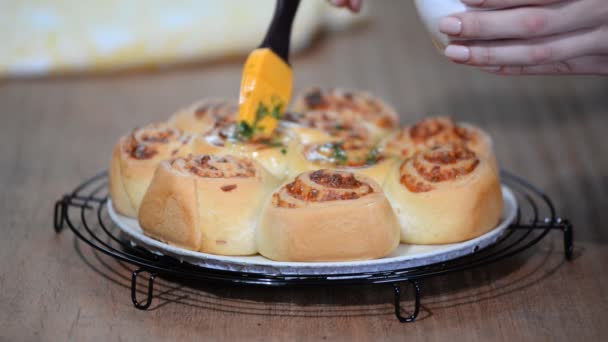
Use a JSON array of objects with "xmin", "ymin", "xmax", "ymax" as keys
[{"xmin": 1, "ymin": 2, "xmax": 607, "ymax": 341}]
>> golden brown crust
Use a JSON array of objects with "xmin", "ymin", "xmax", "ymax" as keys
[
  {"xmin": 292, "ymin": 88, "xmax": 400, "ymax": 135},
  {"xmin": 171, "ymin": 155, "xmax": 257, "ymax": 178},
  {"xmin": 168, "ymin": 99, "xmax": 237, "ymax": 134},
  {"xmin": 109, "ymin": 122, "xmax": 193, "ymax": 218},
  {"xmin": 399, "ymin": 144, "xmax": 480, "ymax": 192},
  {"xmin": 302, "ymin": 139, "xmax": 384, "ymax": 168},
  {"xmin": 383, "ymin": 117, "xmax": 493, "ymax": 160},
  {"xmin": 282, "ymin": 110, "xmax": 371, "ymax": 142},
  {"xmin": 109, "ymin": 143, "xmax": 137, "ymax": 217},
  {"xmin": 138, "ymin": 155, "xmax": 279, "ymax": 255},
  {"xmin": 137, "ymin": 164, "xmax": 200, "ymax": 250},
  {"xmin": 258, "ymin": 170, "xmax": 400, "ymax": 262},
  {"xmin": 273, "ymin": 170, "xmax": 375, "ymax": 208},
  {"xmin": 193, "ymin": 121, "xmax": 290, "ymax": 179},
  {"xmin": 293, "ymin": 88, "xmax": 399, "ymax": 129},
  {"xmin": 286, "ymin": 137, "xmax": 395, "ymax": 185},
  {"xmin": 383, "ymin": 143, "xmax": 503, "ymax": 244}
]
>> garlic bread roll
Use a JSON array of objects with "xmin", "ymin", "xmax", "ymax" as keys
[
  {"xmin": 168, "ymin": 99, "xmax": 237, "ymax": 134},
  {"xmin": 281, "ymin": 110, "xmax": 372, "ymax": 145},
  {"xmin": 193, "ymin": 122, "xmax": 290, "ymax": 179},
  {"xmin": 258, "ymin": 170, "xmax": 400, "ymax": 262},
  {"xmin": 138, "ymin": 155, "xmax": 278, "ymax": 255},
  {"xmin": 109, "ymin": 123, "xmax": 193, "ymax": 217},
  {"xmin": 382, "ymin": 117, "xmax": 495, "ymax": 162},
  {"xmin": 287, "ymin": 138, "xmax": 396, "ymax": 185},
  {"xmin": 292, "ymin": 87, "xmax": 399, "ymax": 141},
  {"xmin": 384, "ymin": 144, "xmax": 503, "ymax": 244}
]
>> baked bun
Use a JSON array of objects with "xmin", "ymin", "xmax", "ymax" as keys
[
  {"xmin": 168, "ymin": 99, "xmax": 237, "ymax": 134},
  {"xmin": 292, "ymin": 87, "xmax": 399, "ymax": 140},
  {"xmin": 382, "ymin": 117, "xmax": 494, "ymax": 161},
  {"xmin": 383, "ymin": 143, "xmax": 503, "ymax": 244},
  {"xmin": 257, "ymin": 169, "xmax": 400, "ymax": 262},
  {"xmin": 193, "ymin": 122, "xmax": 290, "ymax": 179},
  {"xmin": 109, "ymin": 123, "xmax": 193, "ymax": 217},
  {"xmin": 138, "ymin": 155, "xmax": 278, "ymax": 255},
  {"xmin": 287, "ymin": 138, "xmax": 395, "ymax": 185},
  {"xmin": 281, "ymin": 110, "xmax": 372, "ymax": 144}
]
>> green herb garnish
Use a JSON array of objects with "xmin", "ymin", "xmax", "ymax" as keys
[
  {"xmin": 261, "ymin": 139, "xmax": 285, "ymax": 148},
  {"xmin": 331, "ymin": 143, "xmax": 348, "ymax": 165},
  {"xmin": 270, "ymin": 102, "xmax": 282, "ymax": 120},
  {"xmin": 236, "ymin": 121, "xmax": 255, "ymax": 140},
  {"xmin": 237, "ymin": 100, "xmax": 284, "ymax": 142},
  {"xmin": 365, "ymin": 147, "xmax": 379, "ymax": 165}
]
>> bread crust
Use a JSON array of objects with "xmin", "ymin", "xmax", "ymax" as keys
[
  {"xmin": 109, "ymin": 143, "xmax": 137, "ymax": 217},
  {"xmin": 138, "ymin": 155, "xmax": 279, "ymax": 255},
  {"xmin": 168, "ymin": 99, "xmax": 237, "ymax": 134},
  {"xmin": 257, "ymin": 170, "xmax": 400, "ymax": 261},
  {"xmin": 382, "ymin": 117, "xmax": 495, "ymax": 162},
  {"xmin": 286, "ymin": 139, "xmax": 396, "ymax": 186},
  {"xmin": 383, "ymin": 144, "xmax": 503, "ymax": 244},
  {"xmin": 193, "ymin": 124, "xmax": 290, "ymax": 179},
  {"xmin": 291, "ymin": 87, "xmax": 399, "ymax": 141},
  {"xmin": 108, "ymin": 123, "xmax": 192, "ymax": 217}
]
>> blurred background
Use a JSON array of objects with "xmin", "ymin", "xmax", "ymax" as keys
[{"xmin": 1, "ymin": 1, "xmax": 606, "ymax": 250}]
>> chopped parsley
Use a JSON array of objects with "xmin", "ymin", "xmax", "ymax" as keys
[
  {"xmin": 365, "ymin": 147, "xmax": 379, "ymax": 165},
  {"xmin": 237, "ymin": 100, "xmax": 284, "ymax": 141},
  {"xmin": 331, "ymin": 143, "xmax": 349, "ymax": 165},
  {"xmin": 261, "ymin": 139, "xmax": 285, "ymax": 148},
  {"xmin": 236, "ymin": 121, "xmax": 255, "ymax": 140}
]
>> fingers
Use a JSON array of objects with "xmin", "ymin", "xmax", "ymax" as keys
[
  {"xmin": 444, "ymin": 27, "xmax": 605, "ymax": 65},
  {"xmin": 480, "ymin": 56, "xmax": 608, "ymax": 75},
  {"xmin": 460, "ymin": 0, "xmax": 563, "ymax": 9},
  {"xmin": 439, "ymin": 0, "xmax": 601, "ymax": 40},
  {"xmin": 328, "ymin": 0, "xmax": 362, "ymax": 12}
]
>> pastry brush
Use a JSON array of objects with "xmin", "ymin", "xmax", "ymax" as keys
[{"xmin": 237, "ymin": 0, "xmax": 301, "ymax": 140}]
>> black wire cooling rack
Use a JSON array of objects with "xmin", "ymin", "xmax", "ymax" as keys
[{"xmin": 54, "ymin": 170, "xmax": 573, "ymax": 323}]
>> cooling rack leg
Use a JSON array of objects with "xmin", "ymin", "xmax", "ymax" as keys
[
  {"xmin": 53, "ymin": 195, "xmax": 69, "ymax": 233},
  {"xmin": 392, "ymin": 280, "xmax": 421, "ymax": 323},
  {"xmin": 131, "ymin": 268, "xmax": 156, "ymax": 310},
  {"xmin": 560, "ymin": 220, "xmax": 574, "ymax": 261}
]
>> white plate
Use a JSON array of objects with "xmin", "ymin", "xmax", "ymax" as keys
[{"xmin": 108, "ymin": 185, "xmax": 517, "ymax": 275}]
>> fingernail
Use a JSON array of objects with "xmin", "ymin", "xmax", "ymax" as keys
[
  {"xmin": 461, "ymin": 0, "xmax": 485, "ymax": 6},
  {"xmin": 482, "ymin": 66, "xmax": 502, "ymax": 72},
  {"xmin": 445, "ymin": 45, "xmax": 470, "ymax": 62},
  {"xmin": 439, "ymin": 17, "xmax": 462, "ymax": 35}
]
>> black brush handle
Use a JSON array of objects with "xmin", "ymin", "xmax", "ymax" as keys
[{"xmin": 259, "ymin": 0, "xmax": 301, "ymax": 64}]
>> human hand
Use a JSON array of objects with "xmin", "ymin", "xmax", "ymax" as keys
[
  {"xmin": 439, "ymin": 0, "xmax": 608, "ymax": 75},
  {"xmin": 327, "ymin": 0, "xmax": 363, "ymax": 13}
]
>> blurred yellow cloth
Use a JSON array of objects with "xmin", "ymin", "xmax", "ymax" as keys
[{"xmin": 1, "ymin": 0, "xmax": 363, "ymax": 77}]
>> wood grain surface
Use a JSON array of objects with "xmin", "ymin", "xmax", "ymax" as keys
[{"xmin": 1, "ymin": 1, "xmax": 607, "ymax": 341}]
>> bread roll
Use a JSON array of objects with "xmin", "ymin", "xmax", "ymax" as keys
[
  {"xmin": 168, "ymin": 99, "xmax": 237, "ymax": 134},
  {"xmin": 292, "ymin": 87, "xmax": 399, "ymax": 141},
  {"xmin": 287, "ymin": 137, "xmax": 396, "ymax": 185},
  {"xmin": 383, "ymin": 143, "xmax": 503, "ymax": 244},
  {"xmin": 138, "ymin": 155, "xmax": 279, "ymax": 255},
  {"xmin": 109, "ymin": 123, "xmax": 193, "ymax": 217},
  {"xmin": 258, "ymin": 170, "xmax": 400, "ymax": 262},
  {"xmin": 193, "ymin": 122, "xmax": 290, "ymax": 179},
  {"xmin": 382, "ymin": 117, "xmax": 495, "ymax": 161},
  {"xmin": 281, "ymin": 110, "xmax": 372, "ymax": 144}
]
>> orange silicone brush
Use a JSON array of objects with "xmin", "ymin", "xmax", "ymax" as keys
[{"xmin": 237, "ymin": 0, "xmax": 301, "ymax": 139}]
